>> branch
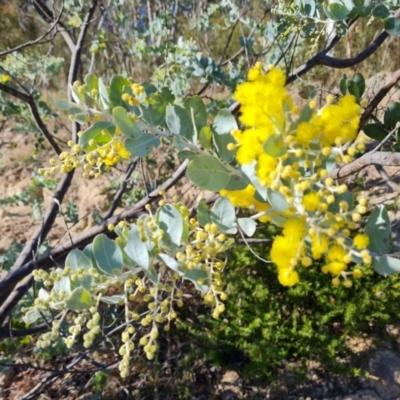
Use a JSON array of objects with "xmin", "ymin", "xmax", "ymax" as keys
[
  {"xmin": 0, "ymin": 172, "xmax": 74, "ymax": 326},
  {"xmin": 330, "ymin": 151, "xmax": 400, "ymax": 180},
  {"xmin": 68, "ymin": 0, "xmax": 98, "ymax": 142},
  {"xmin": 0, "ymin": 324, "xmax": 49, "ymax": 339},
  {"xmin": 286, "ymin": 31, "xmax": 342, "ymax": 84},
  {"xmin": 0, "ymin": 160, "xmax": 189, "ymax": 319},
  {"xmin": 360, "ymin": 67, "xmax": 400, "ymax": 127},
  {"xmin": 33, "ymin": 0, "xmax": 76, "ymax": 53},
  {"xmin": 0, "ymin": 83, "xmax": 61, "ymax": 155},
  {"xmin": 374, "ymin": 164, "xmax": 400, "ymax": 191},
  {"xmin": 0, "ymin": 2, "xmax": 64, "ymax": 57},
  {"xmin": 237, "ymin": 238, "xmax": 272, "ymax": 244},
  {"xmin": 103, "ymin": 160, "xmax": 138, "ymax": 220},
  {"xmin": 320, "ymin": 30, "xmax": 388, "ymax": 69}
]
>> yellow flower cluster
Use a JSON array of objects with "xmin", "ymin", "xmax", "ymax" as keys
[
  {"xmin": 39, "ymin": 137, "xmax": 130, "ymax": 178},
  {"xmin": 29, "ymin": 195, "xmax": 233, "ymax": 377},
  {"xmin": 220, "ymin": 184, "xmax": 271, "ymax": 222},
  {"xmin": 0, "ymin": 74, "xmax": 10, "ymax": 84},
  {"xmin": 221, "ymin": 63, "xmax": 370, "ymax": 287},
  {"xmin": 121, "ymin": 83, "xmax": 145, "ymax": 106}
]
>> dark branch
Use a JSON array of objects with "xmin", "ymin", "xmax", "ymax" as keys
[
  {"xmin": 0, "ymin": 83, "xmax": 61, "ymax": 154},
  {"xmin": 360, "ymin": 68, "xmax": 400, "ymax": 127},
  {"xmin": 320, "ymin": 30, "xmax": 388, "ymax": 69}
]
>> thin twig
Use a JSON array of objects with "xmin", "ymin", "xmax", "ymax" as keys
[
  {"xmin": 33, "ymin": 0, "xmax": 76, "ymax": 52},
  {"xmin": 374, "ymin": 164, "xmax": 400, "ymax": 192},
  {"xmin": 368, "ymin": 123, "xmax": 399, "ymax": 155},
  {"xmin": 0, "ymin": 2, "xmax": 65, "ymax": 57},
  {"xmin": 0, "ymin": 82, "xmax": 61, "ymax": 154},
  {"xmin": 103, "ymin": 160, "xmax": 139, "ymax": 220},
  {"xmin": 68, "ymin": 0, "xmax": 98, "ymax": 142},
  {"xmin": 360, "ymin": 68, "xmax": 400, "ymax": 127}
]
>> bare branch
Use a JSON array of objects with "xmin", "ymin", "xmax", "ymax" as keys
[
  {"xmin": 360, "ymin": 68, "xmax": 400, "ymax": 127},
  {"xmin": 19, "ymin": 355, "xmax": 118, "ymax": 400},
  {"xmin": 197, "ymin": 5, "xmax": 271, "ymax": 97},
  {"xmin": 0, "ymin": 82, "xmax": 61, "ymax": 154},
  {"xmin": 33, "ymin": 0, "xmax": 76, "ymax": 53},
  {"xmin": 68, "ymin": 0, "xmax": 98, "ymax": 142},
  {"xmin": 321, "ymin": 8, "xmax": 400, "ymax": 71},
  {"xmin": 0, "ymin": 324, "xmax": 48, "ymax": 339},
  {"xmin": 374, "ymin": 164, "xmax": 400, "ymax": 192},
  {"xmin": 320, "ymin": 31, "xmax": 388, "ymax": 69},
  {"xmin": 103, "ymin": 160, "xmax": 139, "ymax": 220},
  {"xmin": 330, "ymin": 151, "xmax": 400, "ymax": 180},
  {"xmin": 0, "ymin": 2, "xmax": 64, "ymax": 58}
]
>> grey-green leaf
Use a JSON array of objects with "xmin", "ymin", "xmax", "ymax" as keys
[
  {"xmin": 373, "ymin": 4, "xmax": 390, "ymax": 19},
  {"xmin": 156, "ymin": 204, "xmax": 183, "ymax": 247},
  {"xmin": 238, "ymin": 218, "xmax": 257, "ymax": 237},
  {"xmin": 79, "ymin": 121, "xmax": 114, "ymax": 151},
  {"xmin": 84, "ymin": 73, "xmax": 98, "ymax": 93},
  {"xmin": 113, "ymin": 106, "xmax": 142, "ymax": 139},
  {"xmin": 187, "ymin": 155, "xmax": 230, "ymax": 191},
  {"xmin": 24, "ymin": 310, "xmax": 42, "ymax": 324},
  {"xmin": 263, "ymin": 135, "xmax": 287, "ymax": 157},
  {"xmin": 125, "ymin": 225, "xmax": 150, "ymax": 269},
  {"xmin": 329, "ymin": 3, "xmax": 350, "ymax": 20},
  {"xmin": 266, "ymin": 188, "xmax": 289, "ymax": 213},
  {"xmin": 384, "ymin": 17, "xmax": 400, "ymax": 37},
  {"xmin": 125, "ymin": 134, "xmax": 160, "ymax": 157},
  {"xmin": 197, "ymin": 198, "xmax": 211, "ymax": 227},
  {"xmin": 365, "ymin": 205, "xmax": 392, "ymax": 255},
  {"xmin": 110, "ymin": 75, "xmax": 129, "ymax": 108},
  {"xmin": 166, "ymin": 104, "xmax": 193, "ymax": 140},
  {"xmin": 65, "ymin": 249, "xmax": 93, "ymax": 290},
  {"xmin": 52, "ymin": 98, "xmax": 73, "ymax": 110},
  {"xmin": 66, "ymin": 287, "xmax": 93, "ymax": 311},
  {"xmin": 93, "ymin": 234, "xmax": 123, "ymax": 275},
  {"xmin": 210, "ymin": 197, "xmax": 237, "ymax": 234},
  {"xmin": 159, "ymin": 253, "xmax": 184, "ymax": 276},
  {"xmin": 363, "ymin": 123, "xmax": 388, "ymax": 141},
  {"xmin": 184, "ymin": 96, "xmax": 207, "ymax": 134},
  {"xmin": 212, "ymin": 109, "xmax": 237, "ymax": 163},
  {"xmin": 373, "ymin": 255, "xmax": 400, "ymax": 276},
  {"xmin": 183, "ymin": 266, "xmax": 209, "ymax": 292},
  {"xmin": 100, "ymin": 294, "xmax": 126, "ymax": 305}
]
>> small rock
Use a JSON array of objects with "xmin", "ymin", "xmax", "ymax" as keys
[{"xmin": 218, "ymin": 370, "xmax": 243, "ymax": 399}]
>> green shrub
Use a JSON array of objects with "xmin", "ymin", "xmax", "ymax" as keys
[{"xmin": 178, "ymin": 225, "xmax": 400, "ymax": 379}]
